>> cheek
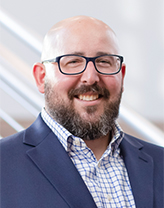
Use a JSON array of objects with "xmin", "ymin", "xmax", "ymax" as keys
[
  {"xmin": 104, "ymin": 75, "xmax": 123, "ymax": 96},
  {"xmin": 48, "ymin": 68, "xmax": 80, "ymax": 97}
]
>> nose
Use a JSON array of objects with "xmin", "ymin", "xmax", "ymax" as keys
[{"xmin": 80, "ymin": 61, "xmax": 100, "ymax": 85}]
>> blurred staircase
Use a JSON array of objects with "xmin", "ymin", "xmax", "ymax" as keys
[{"xmin": 0, "ymin": 8, "xmax": 164, "ymax": 147}]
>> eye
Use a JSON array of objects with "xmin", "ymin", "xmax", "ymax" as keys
[
  {"xmin": 96, "ymin": 57, "xmax": 112, "ymax": 66},
  {"xmin": 67, "ymin": 58, "xmax": 81, "ymax": 64},
  {"xmin": 100, "ymin": 60, "xmax": 111, "ymax": 64},
  {"xmin": 62, "ymin": 57, "xmax": 84, "ymax": 67}
]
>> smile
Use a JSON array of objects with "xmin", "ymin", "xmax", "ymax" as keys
[{"xmin": 78, "ymin": 94, "xmax": 99, "ymax": 101}]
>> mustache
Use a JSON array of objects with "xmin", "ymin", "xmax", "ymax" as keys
[{"xmin": 68, "ymin": 83, "xmax": 110, "ymax": 100}]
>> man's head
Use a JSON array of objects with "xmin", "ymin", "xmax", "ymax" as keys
[{"xmin": 33, "ymin": 16, "xmax": 126, "ymax": 140}]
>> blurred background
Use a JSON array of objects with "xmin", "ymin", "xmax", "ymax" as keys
[{"xmin": 0, "ymin": 0, "xmax": 164, "ymax": 145}]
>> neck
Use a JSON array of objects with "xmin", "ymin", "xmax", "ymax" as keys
[{"xmin": 84, "ymin": 132, "xmax": 111, "ymax": 161}]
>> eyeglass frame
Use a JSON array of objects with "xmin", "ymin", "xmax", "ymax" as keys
[{"xmin": 42, "ymin": 54, "xmax": 124, "ymax": 75}]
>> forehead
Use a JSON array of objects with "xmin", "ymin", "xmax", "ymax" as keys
[{"xmin": 42, "ymin": 18, "xmax": 120, "ymax": 59}]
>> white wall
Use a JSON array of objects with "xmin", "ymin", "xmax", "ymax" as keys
[{"xmin": 1, "ymin": 0, "xmax": 164, "ymax": 125}]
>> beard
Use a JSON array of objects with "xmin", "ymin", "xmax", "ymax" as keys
[{"xmin": 44, "ymin": 81, "xmax": 122, "ymax": 141}]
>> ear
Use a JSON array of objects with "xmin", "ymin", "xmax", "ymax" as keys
[
  {"xmin": 121, "ymin": 63, "xmax": 126, "ymax": 92},
  {"xmin": 33, "ymin": 62, "xmax": 46, "ymax": 94}
]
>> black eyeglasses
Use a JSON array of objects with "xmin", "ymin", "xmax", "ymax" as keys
[{"xmin": 42, "ymin": 54, "xmax": 124, "ymax": 75}]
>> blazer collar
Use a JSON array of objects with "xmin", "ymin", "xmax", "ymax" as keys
[
  {"xmin": 120, "ymin": 134, "xmax": 154, "ymax": 208},
  {"xmin": 23, "ymin": 114, "xmax": 51, "ymax": 146},
  {"xmin": 24, "ymin": 114, "xmax": 97, "ymax": 208}
]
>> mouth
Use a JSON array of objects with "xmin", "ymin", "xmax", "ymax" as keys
[
  {"xmin": 78, "ymin": 94, "xmax": 98, "ymax": 101},
  {"xmin": 68, "ymin": 83, "xmax": 110, "ymax": 101},
  {"xmin": 77, "ymin": 94, "xmax": 101, "ymax": 101}
]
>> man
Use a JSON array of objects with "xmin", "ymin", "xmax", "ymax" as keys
[{"xmin": 0, "ymin": 16, "xmax": 163, "ymax": 208}]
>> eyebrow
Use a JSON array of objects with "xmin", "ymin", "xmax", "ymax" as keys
[
  {"xmin": 71, "ymin": 51, "xmax": 112, "ymax": 56},
  {"xmin": 72, "ymin": 52, "xmax": 84, "ymax": 56},
  {"xmin": 96, "ymin": 52, "xmax": 112, "ymax": 56}
]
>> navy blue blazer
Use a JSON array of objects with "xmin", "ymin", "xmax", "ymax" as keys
[{"xmin": 1, "ymin": 114, "xmax": 163, "ymax": 208}]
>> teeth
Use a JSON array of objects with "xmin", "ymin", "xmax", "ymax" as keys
[{"xmin": 79, "ymin": 94, "xmax": 99, "ymax": 101}]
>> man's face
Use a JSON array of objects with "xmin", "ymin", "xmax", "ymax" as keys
[{"xmin": 42, "ymin": 19, "xmax": 125, "ymax": 140}]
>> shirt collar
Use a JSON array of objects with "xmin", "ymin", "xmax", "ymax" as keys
[
  {"xmin": 41, "ymin": 108, "xmax": 71, "ymax": 150},
  {"xmin": 41, "ymin": 108, "xmax": 124, "ymax": 154}
]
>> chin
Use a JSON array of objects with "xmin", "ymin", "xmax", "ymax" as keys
[{"xmin": 79, "ymin": 110, "xmax": 103, "ymax": 122}]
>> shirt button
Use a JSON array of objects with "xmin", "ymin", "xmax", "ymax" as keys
[
  {"xmin": 75, "ymin": 138, "xmax": 80, "ymax": 146},
  {"xmin": 107, "ymin": 194, "xmax": 112, "ymax": 201},
  {"xmin": 97, "ymin": 162, "xmax": 101, "ymax": 168}
]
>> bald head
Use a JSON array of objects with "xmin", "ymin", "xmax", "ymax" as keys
[{"xmin": 41, "ymin": 16, "xmax": 120, "ymax": 61}]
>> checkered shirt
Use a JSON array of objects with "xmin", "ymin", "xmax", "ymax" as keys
[{"xmin": 41, "ymin": 108, "xmax": 136, "ymax": 208}]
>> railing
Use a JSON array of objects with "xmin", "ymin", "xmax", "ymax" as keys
[
  {"xmin": 0, "ymin": 109, "xmax": 24, "ymax": 132},
  {"xmin": 0, "ymin": 8, "xmax": 164, "ymax": 147},
  {"xmin": 119, "ymin": 106, "xmax": 164, "ymax": 147},
  {"xmin": 0, "ymin": 63, "xmax": 43, "ymax": 116},
  {"xmin": 0, "ymin": 8, "xmax": 42, "ymax": 55}
]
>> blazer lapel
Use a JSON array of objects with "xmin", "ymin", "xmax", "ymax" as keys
[
  {"xmin": 24, "ymin": 115, "xmax": 97, "ymax": 208},
  {"xmin": 120, "ymin": 134, "xmax": 154, "ymax": 208}
]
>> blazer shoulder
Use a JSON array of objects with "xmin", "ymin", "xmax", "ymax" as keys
[
  {"xmin": 0, "ymin": 130, "xmax": 25, "ymax": 148},
  {"xmin": 1, "ymin": 114, "xmax": 52, "ymax": 149},
  {"xmin": 0, "ymin": 130, "xmax": 27, "ymax": 164}
]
